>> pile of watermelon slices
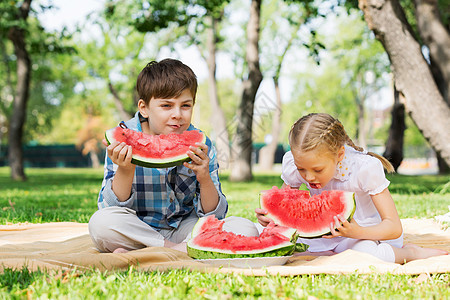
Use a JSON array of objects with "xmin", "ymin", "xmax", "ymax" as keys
[{"xmin": 187, "ymin": 188, "xmax": 355, "ymax": 259}]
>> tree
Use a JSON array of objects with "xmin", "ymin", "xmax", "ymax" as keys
[
  {"xmin": 229, "ymin": 0, "xmax": 263, "ymax": 181},
  {"xmin": 105, "ymin": 0, "xmax": 233, "ymax": 168},
  {"xmin": 413, "ymin": 0, "xmax": 450, "ymax": 102},
  {"xmin": 359, "ymin": 0, "xmax": 450, "ymax": 167},
  {"xmin": 2, "ymin": 0, "xmax": 32, "ymax": 181},
  {"xmin": 359, "ymin": 0, "xmax": 450, "ymax": 165},
  {"xmin": 383, "ymin": 84, "xmax": 406, "ymax": 171},
  {"xmin": 258, "ymin": 0, "xmax": 305, "ymax": 170}
]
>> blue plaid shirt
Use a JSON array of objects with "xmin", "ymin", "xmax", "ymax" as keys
[{"xmin": 97, "ymin": 112, "xmax": 228, "ymax": 230}]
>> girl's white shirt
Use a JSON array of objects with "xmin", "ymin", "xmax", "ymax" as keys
[{"xmin": 281, "ymin": 145, "xmax": 403, "ymax": 251}]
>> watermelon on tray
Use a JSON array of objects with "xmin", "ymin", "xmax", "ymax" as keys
[
  {"xmin": 105, "ymin": 122, "xmax": 206, "ymax": 168},
  {"xmin": 187, "ymin": 215, "xmax": 308, "ymax": 259},
  {"xmin": 260, "ymin": 187, "xmax": 355, "ymax": 238}
]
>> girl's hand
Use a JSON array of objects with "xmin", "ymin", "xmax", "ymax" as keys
[
  {"xmin": 105, "ymin": 140, "xmax": 134, "ymax": 170},
  {"xmin": 255, "ymin": 208, "xmax": 273, "ymax": 227},
  {"xmin": 184, "ymin": 143, "xmax": 210, "ymax": 183},
  {"xmin": 322, "ymin": 214, "xmax": 362, "ymax": 239}
]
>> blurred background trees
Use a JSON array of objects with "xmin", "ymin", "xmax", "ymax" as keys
[{"xmin": 1, "ymin": 0, "xmax": 448, "ymax": 181}]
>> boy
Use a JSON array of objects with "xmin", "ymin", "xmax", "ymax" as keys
[{"xmin": 89, "ymin": 59, "xmax": 258, "ymax": 253}]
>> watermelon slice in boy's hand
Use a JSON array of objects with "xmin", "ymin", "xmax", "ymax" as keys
[
  {"xmin": 105, "ymin": 123, "xmax": 206, "ymax": 168},
  {"xmin": 260, "ymin": 187, "xmax": 355, "ymax": 238}
]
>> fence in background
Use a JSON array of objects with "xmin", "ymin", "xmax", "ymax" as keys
[{"xmin": 0, "ymin": 145, "xmax": 104, "ymax": 168}]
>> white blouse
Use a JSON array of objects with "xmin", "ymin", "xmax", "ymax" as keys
[{"xmin": 281, "ymin": 145, "xmax": 402, "ymax": 251}]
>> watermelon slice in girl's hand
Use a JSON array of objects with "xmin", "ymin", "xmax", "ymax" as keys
[
  {"xmin": 104, "ymin": 123, "xmax": 206, "ymax": 168},
  {"xmin": 260, "ymin": 187, "xmax": 355, "ymax": 238}
]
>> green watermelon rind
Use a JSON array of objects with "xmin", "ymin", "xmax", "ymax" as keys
[
  {"xmin": 186, "ymin": 243, "xmax": 296, "ymax": 259},
  {"xmin": 187, "ymin": 216, "xmax": 307, "ymax": 259},
  {"xmin": 104, "ymin": 127, "xmax": 206, "ymax": 169},
  {"xmin": 260, "ymin": 191, "xmax": 356, "ymax": 239}
]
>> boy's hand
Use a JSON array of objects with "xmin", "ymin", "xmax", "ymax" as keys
[
  {"xmin": 184, "ymin": 143, "xmax": 210, "ymax": 183},
  {"xmin": 255, "ymin": 208, "xmax": 273, "ymax": 227},
  {"xmin": 104, "ymin": 139, "xmax": 134, "ymax": 170}
]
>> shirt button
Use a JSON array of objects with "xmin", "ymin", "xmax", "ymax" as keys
[
  {"xmin": 170, "ymin": 198, "xmax": 174, "ymax": 203},
  {"xmin": 188, "ymin": 169, "xmax": 193, "ymax": 174}
]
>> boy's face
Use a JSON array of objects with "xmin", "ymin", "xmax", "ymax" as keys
[{"xmin": 139, "ymin": 89, "xmax": 194, "ymax": 135}]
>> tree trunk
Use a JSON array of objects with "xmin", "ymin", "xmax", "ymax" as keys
[
  {"xmin": 414, "ymin": 0, "xmax": 450, "ymax": 173},
  {"xmin": 7, "ymin": 0, "xmax": 32, "ymax": 181},
  {"xmin": 383, "ymin": 84, "xmax": 405, "ymax": 171},
  {"xmin": 108, "ymin": 81, "xmax": 132, "ymax": 121},
  {"xmin": 258, "ymin": 76, "xmax": 282, "ymax": 171},
  {"xmin": 205, "ymin": 16, "xmax": 231, "ymax": 169},
  {"xmin": 414, "ymin": 0, "xmax": 450, "ymax": 102},
  {"xmin": 356, "ymin": 95, "xmax": 367, "ymax": 149},
  {"xmin": 359, "ymin": 0, "xmax": 450, "ymax": 166},
  {"xmin": 258, "ymin": 22, "xmax": 298, "ymax": 171},
  {"xmin": 230, "ymin": 0, "xmax": 263, "ymax": 181},
  {"xmin": 89, "ymin": 150, "xmax": 101, "ymax": 168}
]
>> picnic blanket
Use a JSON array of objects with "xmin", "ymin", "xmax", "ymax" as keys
[{"xmin": 1, "ymin": 219, "xmax": 449, "ymax": 275}]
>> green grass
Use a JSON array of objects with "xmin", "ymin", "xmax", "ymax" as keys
[{"xmin": 0, "ymin": 167, "xmax": 449, "ymax": 299}]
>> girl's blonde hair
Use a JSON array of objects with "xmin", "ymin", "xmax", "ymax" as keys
[{"xmin": 288, "ymin": 113, "xmax": 394, "ymax": 173}]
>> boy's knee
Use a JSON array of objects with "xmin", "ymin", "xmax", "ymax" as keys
[{"xmin": 88, "ymin": 206, "xmax": 135, "ymax": 251}]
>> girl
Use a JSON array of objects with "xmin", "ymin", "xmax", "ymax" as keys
[{"xmin": 256, "ymin": 113, "xmax": 447, "ymax": 263}]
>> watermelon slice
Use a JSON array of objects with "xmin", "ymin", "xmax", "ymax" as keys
[
  {"xmin": 104, "ymin": 123, "xmax": 206, "ymax": 168},
  {"xmin": 260, "ymin": 187, "xmax": 355, "ymax": 238},
  {"xmin": 187, "ymin": 215, "xmax": 308, "ymax": 259}
]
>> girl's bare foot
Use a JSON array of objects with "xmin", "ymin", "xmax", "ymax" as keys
[
  {"xmin": 403, "ymin": 244, "xmax": 448, "ymax": 259},
  {"xmin": 113, "ymin": 247, "xmax": 129, "ymax": 254},
  {"xmin": 395, "ymin": 244, "xmax": 448, "ymax": 263}
]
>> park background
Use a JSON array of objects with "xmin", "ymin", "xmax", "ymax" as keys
[
  {"xmin": 0, "ymin": 0, "xmax": 450, "ymax": 298},
  {"xmin": 1, "ymin": 0, "xmax": 449, "ymax": 180}
]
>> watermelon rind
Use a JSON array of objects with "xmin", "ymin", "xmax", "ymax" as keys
[
  {"xmin": 260, "ymin": 190, "xmax": 356, "ymax": 239},
  {"xmin": 104, "ymin": 127, "xmax": 206, "ymax": 169},
  {"xmin": 187, "ymin": 243, "xmax": 296, "ymax": 259},
  {"xmin": 187, "ymin": 216, "xmax": 307, "ymax": 259}
]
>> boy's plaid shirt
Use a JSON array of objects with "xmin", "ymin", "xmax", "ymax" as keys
[{"xmin": 97, "ymin": 112, "xmax": 228, "ymax": 230}]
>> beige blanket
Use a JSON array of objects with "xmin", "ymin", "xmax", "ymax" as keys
[{"xmin": 1, "ymin": 219, "xmax": 449, "ymax": 275}]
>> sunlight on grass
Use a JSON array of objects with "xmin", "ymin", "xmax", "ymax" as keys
[
  {"xmin": 0, "ymin": 167, "xmax": 449, "ymax": 298},
  {"xmin": 1, "ymin": 267, "xmax": 448, "ymax": 299}
]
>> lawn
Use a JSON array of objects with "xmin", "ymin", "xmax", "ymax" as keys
[{"xmin": 0, "ymin": 167, "xmax": 449, "ymax": 299}]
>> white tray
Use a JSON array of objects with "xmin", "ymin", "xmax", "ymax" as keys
[{"xmin": 196, "ymin": 255, "xmax": 292, "ymax": 269}]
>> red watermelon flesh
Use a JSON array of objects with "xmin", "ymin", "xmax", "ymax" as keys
[
  {"xmin": 105, "ymin": 124, "xmax": 205, "ymax": 168},
  {"xmin": 260, "ymin": 187, "xmax": 355, "ymax": 238},
  {"xmin": 186, "ymin": 215, "xmax": 303, "ymax": 259}
]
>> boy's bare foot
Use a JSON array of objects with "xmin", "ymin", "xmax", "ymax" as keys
[
  {"xmin": 113, "ymin": 247, "xmax": 129, "ymax": 254},
  {"xmin": 169, "ymin": 242, "xmax": 187, "ymax": 253}
]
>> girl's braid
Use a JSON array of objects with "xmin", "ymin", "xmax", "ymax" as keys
[
  {"xmin": 319, "ymin": 119, "xmax": 342, "ymax": 140},
  {"xmin": 345, "ymin": 135, "xmax": 365, "ymax": 152}
]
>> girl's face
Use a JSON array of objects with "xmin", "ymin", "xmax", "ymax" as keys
[
  {"xmin": 138, "ymin": 89, "xmax": 194, "ymax": 135},
  {"xmin": 292, "ymin": 146, "xmax": 345, "ymax": 189}
]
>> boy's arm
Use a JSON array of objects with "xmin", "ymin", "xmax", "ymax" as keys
[
  {"xmin": 106, "ymin": 140, "xmax": 136, "ymax": 201},
  {"xmin": 98, "ymin": 140, "xmax": 137, "ymax": 208},
  {"xmin": 197, "ymin": 175, "xmax": 219, "ymax": 213},
  {"xmin": 184, "ymin": 142, "xmax": 227, "ymax": 217}
]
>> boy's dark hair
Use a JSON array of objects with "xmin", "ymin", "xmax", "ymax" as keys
[{"xmin": 136, "ymin": 58, "xmax": 198, "ymax": 104}]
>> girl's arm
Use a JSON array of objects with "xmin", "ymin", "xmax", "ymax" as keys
[{"xmin": 325, "ymin": 188, "xmax": 403, "ymax": 240}]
